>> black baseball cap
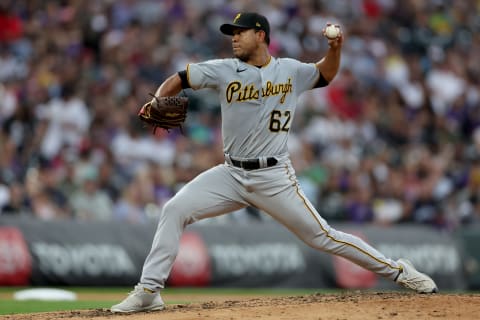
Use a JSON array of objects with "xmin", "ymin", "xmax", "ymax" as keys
[{"xmin": 220, "ymin": 12, "xmax": 270, "ymax": 44}]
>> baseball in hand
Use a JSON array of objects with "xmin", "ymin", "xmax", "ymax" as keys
[{"xmin": 325, "ymin": 24, "xmax": 340, "ymax": 39}]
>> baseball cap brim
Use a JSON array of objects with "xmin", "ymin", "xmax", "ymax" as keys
[{"xmin": 220, "ymin": 23, "xmax": 252, "ymax": 35}]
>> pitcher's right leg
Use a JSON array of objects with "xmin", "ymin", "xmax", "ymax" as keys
[
  {"xmin": 247, "ymin": 163, "xmax": 401, "ymax": 280},
  {"xmin": 247, "ymin": 164, "xmax": 436, "ymax": 292}
]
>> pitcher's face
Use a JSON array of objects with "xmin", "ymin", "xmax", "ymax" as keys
[{"xmin": 231, "ymin": 28, "xmax": 261, "ymax": 62}]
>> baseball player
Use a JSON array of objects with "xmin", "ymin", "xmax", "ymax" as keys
[{"xmin": 111, "ymin": 12, "xmax": 437, "ymax": 313}]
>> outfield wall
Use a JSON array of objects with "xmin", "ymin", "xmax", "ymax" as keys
[{"xmin": 0, "ymin": 216, "xmax": 473, "ymax": 290}]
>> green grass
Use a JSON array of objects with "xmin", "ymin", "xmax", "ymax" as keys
[
  {"xmin": 0, "ymin": 300, "xmax": 113, "ymax": 315},
  {"xmin": 0, "ymin": 287, "xmax": 325, "ymax": 315}
]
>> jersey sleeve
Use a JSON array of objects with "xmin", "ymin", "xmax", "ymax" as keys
[
  {"xmin": 295, "ymin": 61, "xmax": 322, "ymax": 93},
  {"xmin": 186, "ymin": 59, "xmax": 225, "ymax": 90}
]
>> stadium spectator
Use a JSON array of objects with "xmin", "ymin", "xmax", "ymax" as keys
[{"xmin": 69, "ymin": 164, "xmax": 114, "ymax": 221}]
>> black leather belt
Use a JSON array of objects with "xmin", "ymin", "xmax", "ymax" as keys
[{"xmin": 230, "ymin": 157, "xmax": 278, "ymax": 170}]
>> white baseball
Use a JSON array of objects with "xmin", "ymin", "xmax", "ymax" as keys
[{"xmin": 325, "ymin": 25, "xmax": 340, "ymax": 39}]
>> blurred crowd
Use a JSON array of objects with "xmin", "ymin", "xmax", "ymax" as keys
[{"xmin": 0, "ymin": 0, "xmax": 479, "ymax": 230}]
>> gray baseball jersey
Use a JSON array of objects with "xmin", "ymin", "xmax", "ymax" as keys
[
  {"xmin": 139, "ymin": 56, "xmax": 402, "ymax": 291},
  {"xmin": 187, "ymin": 57, "xmax": 317, "ymax": 158}
]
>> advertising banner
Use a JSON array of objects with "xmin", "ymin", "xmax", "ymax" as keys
[
  {"xmin": 456, "ymin": 225, "xmax": 480, "ymax": 289},
  {"xmin": 0, "ymin": 216, "xmax": 153, "ymax": 286},
  {"xmin": 0, "ymin": 216, "xmax": 466, "ymax": 290},
  {"xmin": 0, "ymin": 226, "xmax": 31, "ymax": 285}
]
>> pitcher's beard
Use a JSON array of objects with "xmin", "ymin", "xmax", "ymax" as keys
[{"xmin": 234, "ymin": 52, "xmax": 249, "ymax": 62}]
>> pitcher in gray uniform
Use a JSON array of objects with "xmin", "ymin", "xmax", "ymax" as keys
[{"xmin": 111, "ymin": 12, "xmax": 437, "ymax": 313}]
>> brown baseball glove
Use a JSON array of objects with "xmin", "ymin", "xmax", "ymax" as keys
[{"xmin": 138, "ymin": 94, "xmax": 188, "ymax": 133}]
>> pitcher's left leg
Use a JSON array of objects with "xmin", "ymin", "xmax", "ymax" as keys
[{"xmin": 141, "ymin": 165, "xmax": 247, "ymax": 291}]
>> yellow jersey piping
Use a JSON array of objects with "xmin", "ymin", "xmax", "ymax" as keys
[
  {"xmin": 186, "ymin": 63, "xmax": 192, "ymax": 88},
  {"xmin": 260, "ymin": 55, "xmax": 272, "ymax": 68}
]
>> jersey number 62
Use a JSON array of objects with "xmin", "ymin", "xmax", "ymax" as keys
[{"xmin": 269, "ymin": 110, "xmax": 291, "ymax": 132}]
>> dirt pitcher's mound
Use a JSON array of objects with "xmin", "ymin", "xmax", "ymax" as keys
[{"xmin": 2, "ymin": 292, "xmax": 479, "ymax": 320}]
